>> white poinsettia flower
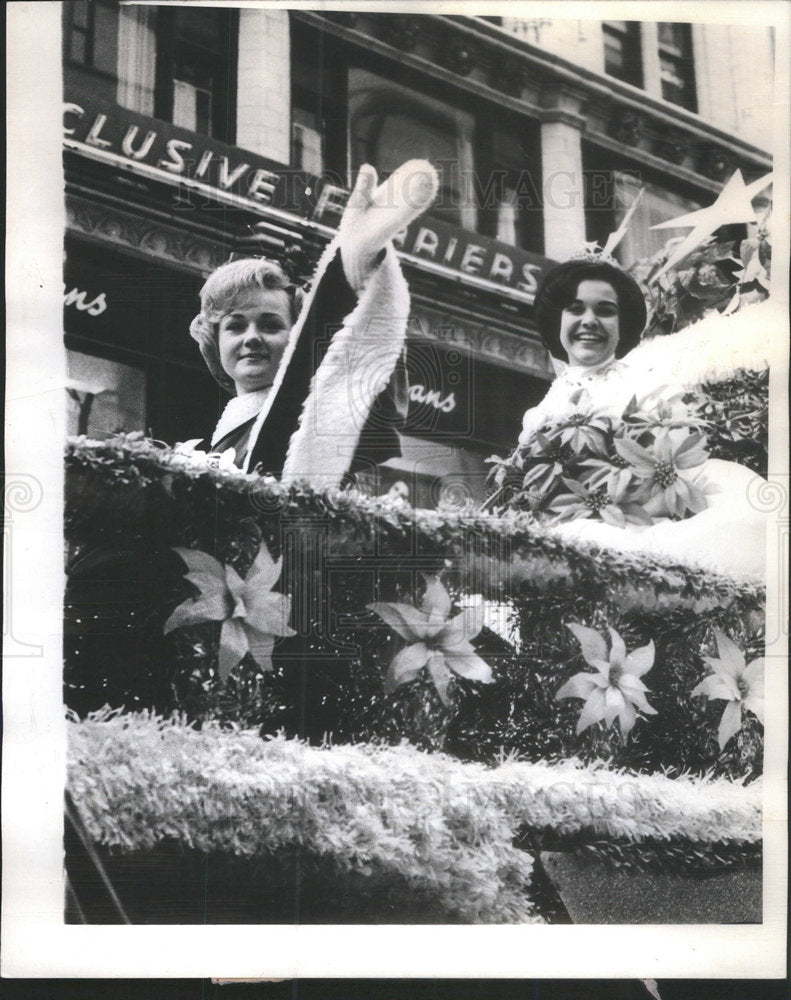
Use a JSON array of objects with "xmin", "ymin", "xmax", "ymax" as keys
[
  {"xmin": 613, "ymin": 429, "xmax": 709, "ymax": 518},
  {"xmin": 368, "ymin": 576, "xmax": 493, "ymax": 705},
  {"xmin": 691, "ymin": 628, "xmax": 764, "ymax": 750},
  {"xmin": 556, "ymin": 622, "xmax": 657, "ymax": 737},
  {"xmin": 165, "ymin": 542, "xmax": 296, "ymax": 682}
]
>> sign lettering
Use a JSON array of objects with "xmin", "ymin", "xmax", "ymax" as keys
[
  {"xmin": 63, "ymin": 285, "xmax": 107, "ymax": 317},
  {"xmin": 393, "ymin": 218, "xmax": 546, "ymax": 294},
  {"xmin": 408, "ymin": 384, "xmax": 457, "ymax": 413},
  {"xmin": 63, "ymin": 86, "xmax": 554, "ymax": 297}
]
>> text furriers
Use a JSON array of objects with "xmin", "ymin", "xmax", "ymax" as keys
[
  {"xmin": 394, "ymin": 223, "xmax": 545, "ymax": 293},
  {"xmin": 62, "ymin": 90, "xmax": 554, "ymax": 295}
]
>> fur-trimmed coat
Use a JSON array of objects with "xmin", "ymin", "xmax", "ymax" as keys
[{"xmin": 195, "ymin": 243, "xmax": 411, "ymax": 488}]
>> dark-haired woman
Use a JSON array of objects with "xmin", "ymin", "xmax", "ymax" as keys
[
  {"xmin": 518, "ymin": 259, "xmax": 647, "ymax": 446},
  {"xmin": 512, "ymin": 255, "xmax": 766, "ymax": 579}
]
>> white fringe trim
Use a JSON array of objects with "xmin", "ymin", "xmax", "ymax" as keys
[
  {"xmin": 281, "ymin": 245, "xmax": 410, "ymax": 489},
  {"xmin": 625, "ymin": 298, "xmax": 784, "ymax": 386}
]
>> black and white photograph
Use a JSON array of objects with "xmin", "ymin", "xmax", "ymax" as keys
[{"xmin": 3, "ymin": 0, "xmax": 788, "ymax": 982}]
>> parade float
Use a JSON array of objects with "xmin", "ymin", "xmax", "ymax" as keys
[{"xmin": 64, "ymin": 187, "xmax": 774, "ymax": 925}]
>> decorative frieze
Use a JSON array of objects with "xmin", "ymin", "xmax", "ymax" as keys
[
  {"xmin": 652, "ymin": 125, "xmax": 689, "ymax": 166},
  {"xmin": 608, "ymin": 109, "xmax": 645, "ymax": 147},
  {"xmin": 490, "ymin": 54, "xmax": 525, "ymax": 98},
  {"xmin": 65, "ymin": 195, "xmax": 226, "ymax": 275},
  {"xmin": 409, "ymin": 302, "xmax": 551, "ymax": 378},
  {"xmin": 699, "ymin": 147, "xmax": 736, "ymax": 182},
  {"xmin": 382, "ymin": 15, "xmax": 421, "ymax": 52},
  {"xmin": 440, "ymin": 35, "xmax": 478, "ymax": 77}
]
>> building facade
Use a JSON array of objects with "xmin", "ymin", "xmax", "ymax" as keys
[{"xmin": 62, "ymin": 5, "xmax": 774, "ymax": 504}]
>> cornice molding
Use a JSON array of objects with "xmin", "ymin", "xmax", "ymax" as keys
[
  {"xmin": 296, "ymin": 12, "xmax": 771, "ymax": 193},
  {"xmin": 65, "ymin": 193, "xmax": 227, "ymax": 275}
]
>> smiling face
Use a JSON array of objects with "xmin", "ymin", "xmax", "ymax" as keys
[
  {"xmin": 218, "ymin": 287, "xmax": 292, "ymax": 394},
  {"xmin": 559, "ymin": 280, "xmax": 621, "ymax": 368}
]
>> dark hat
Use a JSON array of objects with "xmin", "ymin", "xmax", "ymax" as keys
[{"xmin": 534, "ymin": 257, "xmax": 647, "ymax": 362}]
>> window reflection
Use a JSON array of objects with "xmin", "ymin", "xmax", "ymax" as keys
[{"xmin": 348, "ymin": 68, "xmax": 477, "ymax": 231}]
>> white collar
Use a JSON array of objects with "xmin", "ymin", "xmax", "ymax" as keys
[
  {"xmin": 211, "ymin": 387, "xmax": 271, "ymax": 446},
  {"xmin": 557, "ymin": 354, "xmax": 620, "ymax": 382}
]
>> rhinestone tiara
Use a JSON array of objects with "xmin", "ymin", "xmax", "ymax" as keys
[{"xmin": 564, "ymin": 242, "xmax": 621, "ymax": 267}]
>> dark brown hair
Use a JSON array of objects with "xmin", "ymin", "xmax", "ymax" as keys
[{"xmin": 534, "ymin": 259, "xmax": 646, "ymax": 362}]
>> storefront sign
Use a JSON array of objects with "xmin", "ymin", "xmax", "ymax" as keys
[
  {"xmin": 393, "ymin": 217, "xmax": 547, "ymax": 294},
  {"xmin": 408, "ymin": 384, "xmax": 457, "ymax": 413},
  {"xmin": 64, "ymin": 88, "xmax": 290, "ymax": 209},
  {"xmin": 63, "ymin": 87, "xmax": 554, "ymax": 298},
  {"xmin": 64, "ymin": 284, "xmax": 107, "ymax": 317},
  {"xmin": 402, "ymin": 340, "xmax": 546, "ymax": 448}
]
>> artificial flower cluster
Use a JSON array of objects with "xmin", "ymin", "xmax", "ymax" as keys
[
  {"xmin": 487, "ymin": 387, "xmax": 710, "ymax": 526},
  {"xmin": 158, "ymin": 545, "xmax": 762, "ymax": 756},
  {"xmin": 629, "ymin": 226, "xmax": 772, "ymax": 338},
  {"xmin": 557, "ymin": 622, "xmax": 764, "ymax": 748},
  {"xmin": 165, "ymin": 541, "xmax": 295, "ymax": 682},
  {"xmin": 368, "ymin": 577, "xmax": 492, "ymax": 705}
]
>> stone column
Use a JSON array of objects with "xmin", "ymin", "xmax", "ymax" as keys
[
  {"xmin": 235, "ymin": 9, "xmax": 291, "ymax": 163},
  {"xmin": 539, "ymin": 87, "xmax": 587, "ymax": 261}
]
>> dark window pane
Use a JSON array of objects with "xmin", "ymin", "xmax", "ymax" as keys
[
  {"xmin": 92, "ymin": 3, "xmax": 118, "ymax": 75},
  {"xmin": 658, "ymin": 22, "xmax": 685, "ymax": 51},
  {"xmin": 69, "ymin": 30, "xmax": 87, "ymax": 64},
  {"xmin": 71, "ymin": 1, "xmax": 89, "ymax": 31},
  {"xmin": 603, "ymin": 22, "xmax": 642, "ymax": 87},
  {"xmin": 174, "ymin": 8, "xmax": 225, "ymax": 50}
]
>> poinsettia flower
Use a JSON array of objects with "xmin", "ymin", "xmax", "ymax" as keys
[
  {"xmin": 549, "ymin": 478, "xmax": 653, "ymax": 528},
  {"xmin": 578, "ymin": 448, "xmax": 637, "ymax": 502},
  {"xmin": 556, "ymin": 623, "xmax": 657, "ymax": 737},
  {"xmin": 538, "ymin": 390, "xmax": 613, "ymax": 456},
  {"xmin": 691, "ymin": 629, "xmax": 764, "ymax": 750},
  {"xmin": 613, "ymin": 428, "xmax": 709, "ymax": 518},
  {"xmin": 621, "ymin": 389, "xmax": 706, "ymax": 435},
  {"xmin": 165, "ymin": 542, "xmax": 296, "ymax": 682},
  {"xmin": 368, "ymin": 577, "xmax": 493, "ymax": 705},
  {"xmin": 519, "ymin": 432, "xmax": 574, "ymax": 494},
  {"xmin": 172, "ymin": 442, "xmax": 239, "ymax": 470}
]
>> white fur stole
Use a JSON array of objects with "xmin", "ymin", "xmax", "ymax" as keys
[{"xmin": 279, "ymin": 244, "xmax": 410, "ymax": 489}]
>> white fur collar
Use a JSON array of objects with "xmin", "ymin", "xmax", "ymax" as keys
[{"xmin": 211, "ymin": 388, "xmax": 271, "ymax": 446}]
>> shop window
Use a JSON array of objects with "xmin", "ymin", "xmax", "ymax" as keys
[
  {"xmin": 657, "ymin": 22, "xmax": 697, "ymax": 111},
  {"xmin": 348, "ymin": 68, "xmax": 477, "ymax": 231},
  {"xmin": 603, "ymin": 21, "xmax": 643, "ymax": 88},
  {"xmin": 66, "ymin": 351, "xmax": 146, "ymax": 438},
  {"xmin": 63, "ymin": 0, "xmax": 119, "ymax": 76},
  {"xmin": 154, "ymin": 7, "xmax": 237, "ymax": 141}
]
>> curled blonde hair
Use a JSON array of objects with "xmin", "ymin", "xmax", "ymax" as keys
[{"xmin": 189, "ymin": 257, "xmax": 305, "ymax": 393}]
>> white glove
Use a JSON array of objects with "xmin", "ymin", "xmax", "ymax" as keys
[{"xmin": 337, "ymin": 159, "xmax": 439, "ymax": 292}]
